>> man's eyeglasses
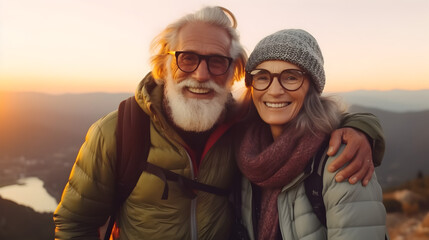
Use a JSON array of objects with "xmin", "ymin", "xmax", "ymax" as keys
[
  {"xmin": 249, "ymin": 69, "xmax": 307, "ymax": 91},
  {"xmin": 168, "ymin": 51, "xmax": 233, "ymax": 76}
]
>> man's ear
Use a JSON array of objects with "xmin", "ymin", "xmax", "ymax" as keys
[
  {"xmin": 154, "ymin": 77, "xmax": 165, "ymax": 85},
  {"xmin": 154, "ymin": 57, "xmax": 174, "ymax": 85}
]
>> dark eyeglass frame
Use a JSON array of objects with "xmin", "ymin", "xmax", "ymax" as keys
[
  {"xmin": 168, "ymin": 51, "xmax": 233, "ymax": 76},
  {"xmin": 249, "ymin": 68, "xmax": 307, "ymax": 91}
]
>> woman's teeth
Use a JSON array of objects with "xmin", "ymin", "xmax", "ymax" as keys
[{"xmin": 265, "ymin": 102, "xmax": 289, "ymax": 108}]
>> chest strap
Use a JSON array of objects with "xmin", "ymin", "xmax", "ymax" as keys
[{"xmin": 144, "ymin": 162, "xmax": 230, "ymax": 199}]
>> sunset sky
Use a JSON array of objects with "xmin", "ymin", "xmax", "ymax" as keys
[{"xmin": 1, "ymin": 0, "xmax": 428, "ymax": 94}]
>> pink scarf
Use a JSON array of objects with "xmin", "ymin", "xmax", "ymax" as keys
[{"xmin": 237, "ymin": 123, "xmax": 326, "ymax": 240}]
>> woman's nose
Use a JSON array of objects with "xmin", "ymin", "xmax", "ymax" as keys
[{"xmin": 267, "ymin": 77, "xmax": 286, "ymax": 95}]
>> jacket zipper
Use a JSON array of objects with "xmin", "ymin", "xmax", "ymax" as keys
[
  {"xmin": 175, "ymin": 121, "xmax": 236, "ymax": 240},
  {"xmin": 190, "ymin": 198, "xmax": 198, "ymax": 240},
  {"xmin": 185, "ymin": 151, "xmax": 198, "ymax": 240}
]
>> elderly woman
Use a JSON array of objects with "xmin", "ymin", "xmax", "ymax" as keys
[{"xmin": 236, "ymin": 29, "xmax": 387, "ymax": 239}]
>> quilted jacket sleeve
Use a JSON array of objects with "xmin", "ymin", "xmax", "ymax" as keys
[
  {"xmin": 53, "ymin": 111, "xmax": 118, "ymax": 240},
  {"xmin": 340, "ymin": 113, "xmax": 385, "ymax": 166},
  {"xmin": 323, "ymin": 144, "xmax": 387, "ymax": 239}
]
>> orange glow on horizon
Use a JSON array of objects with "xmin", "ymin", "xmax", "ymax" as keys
[
  {"xmin": 2, "ymin": 66, "xmax": 428, "ymax": 94},
  {"xmin": 1, "ymin": 0, "xmax": 428, "ymax": 94},
  {"xmin": 1, "ymin": 74, "xmax": 429, "ymax": 94}
]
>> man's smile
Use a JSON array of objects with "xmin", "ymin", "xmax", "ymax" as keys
[{"xmin": 187, "ymin": 87, "xmax": 212, "ymax": 94}]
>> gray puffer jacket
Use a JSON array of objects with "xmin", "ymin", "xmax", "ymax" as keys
[{"xmin": 240, "ymin": 144, "xmax": 388, "ymax": 240}]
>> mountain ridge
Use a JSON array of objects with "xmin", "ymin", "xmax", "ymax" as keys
[
  {"xmin": 1, "ymin": 90, "xmax": 428, "ymax": 191},
  {"xmin": 330, "ymin": 89, "xmax": 429, "ymax": 113},
  {"xmin": 1, "ymin": 90, "xmax": 428, "ymax": 239},
  {"xmin": 3, "ymin": 88, "xmax": 428, "ymax": 112}
]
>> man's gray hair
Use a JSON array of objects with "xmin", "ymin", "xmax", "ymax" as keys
[{"xmin": 150, "ymin": 6, "xmax": 247, "ymax": 84}]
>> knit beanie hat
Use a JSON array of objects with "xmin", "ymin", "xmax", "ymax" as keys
[{"xmin": 245, "ymin": 29, "xmax": 325, "ymax": 93}]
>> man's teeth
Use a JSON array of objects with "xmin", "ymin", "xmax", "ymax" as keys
[
  {"xmin": 188, "ymin": 87, "xmax": 210, "ymax": 94},
  {"xmin": 265, "ymin": 102, "xmax": 289, "ymax": 108}
]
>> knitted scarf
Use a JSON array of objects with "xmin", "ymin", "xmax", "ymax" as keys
[{"xmin": 237, "ymin": 123, "xmax": 326, "ymax": 240}]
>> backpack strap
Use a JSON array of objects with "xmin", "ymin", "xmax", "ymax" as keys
[
  {"xmin": 304, "ymin": 141, "xmax": 329, "ymax": 227},
  {"xmin": 304, "ymin": 143, "xmax": 389, "ymax": 239},
  {"xmin": 115, "ymin": 96, "xmax": 151, "ymax": 205},
  {"xmin": 104, "ymin": 96, "xmax": 151, "ymax": 240},
  {"xmin": 104, "ymin": 96, "xmax": 230, "ymax": 239},
  {"xmin": 144, "ymin": 162, "xmax": 229, "ymax": 199},
  {"xmin": 229, "ymin": 173, "xmax": 251, "ymax": 240}
]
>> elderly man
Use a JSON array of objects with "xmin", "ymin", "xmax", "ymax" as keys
[{"xmin": 54, "ymin": 6, "xmax": 384, "ymax": 240}]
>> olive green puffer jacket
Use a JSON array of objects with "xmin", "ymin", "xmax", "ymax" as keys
[
  {"xmin": 54, "ymin": 73, "xmax": 241, "ymax": 240},
  {"xmin": 54, "ymin": 73, "xmax": 386, "ymax": 240}
]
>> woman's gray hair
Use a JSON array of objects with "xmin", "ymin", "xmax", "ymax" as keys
[
  {"xmin": 293, "ymin": 84, "xmax": 344, "ymax": 136},
  {"xmin": 150, "ymin": 6, "xmax": 247, "ymax": 84},
  {"xmin": 241, "ymin": 82, "xmax": 344, "ymax": 137}
]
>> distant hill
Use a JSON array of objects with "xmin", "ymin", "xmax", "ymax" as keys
[
  {"xmin": 0, "ymin": 196, "xmax": 54, "ymax": 240},
  {"xmin": 0, "ymin": 92, "xmax": 132, "ymax": 200},
  {"xmin": 0, "ymin": 90, "xmax": 428, "ymax": 194},
  {"xmin": 349, "ymin": 105, "xmax": 429, "ymax": 188},
  {"xmin": 0, "ymin": 91, "xmax": 132, "ymax": 157},
  {"xmin": 330, "ymin": 89, "xmax": 429, "ymax": 113},
  {"xmin": 1, "ymin": 90, "xmax": 428, "ymax": 240}
]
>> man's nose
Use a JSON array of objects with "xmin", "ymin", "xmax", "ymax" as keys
[{"xmin": 192, "ymin": 60, "xmax": 210, "ymax": 82}]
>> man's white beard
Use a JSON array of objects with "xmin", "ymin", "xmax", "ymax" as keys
[{"xmin": 164, "ymin": 76, "xmax": 231, "ymax": 132}]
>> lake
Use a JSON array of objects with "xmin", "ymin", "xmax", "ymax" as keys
[{"xmin": 0, "ymin": 177, "xmax": 58, "ymax": 213}]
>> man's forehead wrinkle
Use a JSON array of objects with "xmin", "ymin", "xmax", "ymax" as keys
[{"xmin": 176, "ymin": 22, "xmax": 231, "ymax": 56}]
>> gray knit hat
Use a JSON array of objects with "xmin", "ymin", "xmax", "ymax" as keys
[{"xmin": 245, "ymin": 29, "xmax": 325, "ymax": 93}]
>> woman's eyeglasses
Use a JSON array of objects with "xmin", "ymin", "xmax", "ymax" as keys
[{"xmin": 249, "ymin": 69, "xmax": 307, "ymax": 91}]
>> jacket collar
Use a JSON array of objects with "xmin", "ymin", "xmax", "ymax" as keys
[{"xmin": 134, "ymin": 72, "xmax": 243, "ymax": 147}]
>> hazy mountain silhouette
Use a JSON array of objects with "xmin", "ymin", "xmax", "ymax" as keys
[
  {"xmin": 333, "ymin": 89, "xmax": 429, "ymax": 113},
  {"xmin": 0, "ymin": 92, "xmax": 132, "ymax": 157},
  {"xmin": 0, "ymin": 92, "xmax": 132, "ymax": 200},
  {"xmin": 0, "ymin": 196, "xmax": 54, "ymax": 240},
  {"xmin": 348, "ymin": 105, "xmax": 429, "ymax": 188},
  {"xmin": 0, "ymin": 90, "xmax": 428, "ymax": 191},
  {"xmin": 0, "ymin": 90, "xmax": 428, "ymax": 239}
]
